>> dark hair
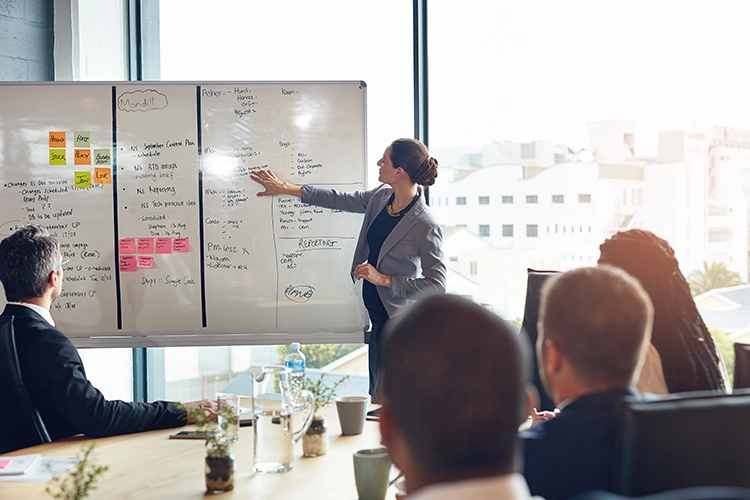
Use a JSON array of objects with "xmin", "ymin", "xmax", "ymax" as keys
[
  {"xmin": 598, "ymin": 229, "xmax": 726, "ymax": 393},
  {"xmin": 389, "ymin": 138, "xmax": 439, "ymax": 186},
  {"xmin": 540, "ymin": 265, "xmax": 653, "ymax": 388},
  {"xmin": 0, "ymin": 225, "xmax": 59, "ymax": 302},
  {"xmin": 381, "ymin": 294, "xmax": 528, "ymax": 481}
]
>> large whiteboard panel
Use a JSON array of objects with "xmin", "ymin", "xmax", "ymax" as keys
[{"xmin": 0, "ymin": 82, "xmax": 368, "ymax": 346}]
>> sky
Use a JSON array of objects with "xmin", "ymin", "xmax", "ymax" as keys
[{"xmin": 159, "ymin": 0, "xmax": 750, "ymax": 157}]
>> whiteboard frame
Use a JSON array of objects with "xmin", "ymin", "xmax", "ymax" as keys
[{"xmin": 0, "ymin": 80, "xmax": 369, "ymax": 348}]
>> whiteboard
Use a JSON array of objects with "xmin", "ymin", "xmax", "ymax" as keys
[{"xmin": 0, "ymin": 82, "xmax": 368, "ymax": 347}]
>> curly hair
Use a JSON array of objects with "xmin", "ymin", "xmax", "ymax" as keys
[{"xmin": 598, "ymin": 229, "xmax": 725, "ymax": 393}]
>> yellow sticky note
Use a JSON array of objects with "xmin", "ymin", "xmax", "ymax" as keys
[
  {"xmin": 74, "ymin": 171, "xmax": 91, "ymax": 188},
  {"xmin": 49, "ymin": 131, "xmax": 66, "ymax": 148},
  {"xmin": 74, "ymin": 149, "xmax": 91, "ymax": 165},
  {"xmin": 94, "ymin": 168, "xmax": 111, "ymax": 184},
  {"xmin": 49, "ymin": 149, "xmax": 66, "ymax": 165}
]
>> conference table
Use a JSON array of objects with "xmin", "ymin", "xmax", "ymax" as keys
[{"xmin": 2, "ymin": 403, "xmax": 401, "ymax": 499}]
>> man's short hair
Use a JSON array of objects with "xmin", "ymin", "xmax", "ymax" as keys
[
  {"xmin": 381, "ymin": 294, "xmax": 529, "ymax": 477},
  {"xmin": 0, "ymin": 225, "xmax": 59, "ymax": 302},
  {"xmin": 539, "ymin": 265, "xmax": 653, "ymax": 387}
]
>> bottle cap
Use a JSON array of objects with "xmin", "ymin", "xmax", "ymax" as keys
[{"xmin": 290, "ymin": 342, "xmax": 300, "ymax": 352}]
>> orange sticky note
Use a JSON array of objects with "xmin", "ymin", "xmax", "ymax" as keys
[
  {"xmin": 119, "ymin": 255, "xmax": 137, "ymax": 272},
  {"xmin": 94, "ymin": 168, "xmax": 111, "ymax": 184},
  {"xmin": 119, "ymin": 238, "xmax": 136, "ymax": 254},
  {"xmin": 155, "ymin": 238, "xmax": 172, "ymax": 254},
  {"xmin": 138, "ymin": 238, "xmax": 154, "ymax": 253},
  {"xmin": 74, "ymin": 149, "xmax": 91, "ymax": 165},
  {"xmin": 173, "ymin": 238, "xmax": 189, "ymax": 253},
  {"xmin": 49, "ymin": 131, "xmax": 66, "ymax": 148},
  {"xmin": 137, "ymin": 255, "xmax": 155, "ymax": 269}
]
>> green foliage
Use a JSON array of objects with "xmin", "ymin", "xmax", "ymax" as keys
[
  {"xmin": 303, "ymin": 373, "xmax": 349, "ymax": 410},
  {"xmin": 708, "ymin": 327, "xmax": 735, "ymax": 384},
  {"xmin": 175, "ymin": 402, "xmax": 235, "ymax": 452},
  {"xmin": 45, "ymin": 442, "xmax": 108, "ymax": 500},
  {"xmin": 688, "ymin": 261, "xmax": 743, "ymax": 296},
  {"xmin": 276, "ymin": 343, "xmax": 364, "ymax": 369},
  {"xmin": 511, "ymin": 317, "xmax": 523, "ymax": 333}
]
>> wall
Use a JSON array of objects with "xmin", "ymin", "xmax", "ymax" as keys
[{"xmin": 0, "ymin": 0, "xmax": 53, "ymax": 80}]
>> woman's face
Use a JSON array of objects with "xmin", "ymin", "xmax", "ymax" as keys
[{"xmin": 377, "ymin": 146, "xmax": 400, "ymax": 185}]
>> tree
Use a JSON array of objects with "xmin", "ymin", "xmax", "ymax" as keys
[{"xmin": 688, "ymin": 261, "xmax": 742, "ymax": 296}]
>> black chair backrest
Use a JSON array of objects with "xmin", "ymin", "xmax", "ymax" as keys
[
  {"xmin": 520, "ymin": 268, "xmax": 559, "ymax": 411},
  {"xmin": 616, "ymin": 390, "xmax": 750, "ymax": 497},
  {"xmin": 0, "ymin": 316, "xmax": 51, "ymax": 454},
  {"xmin": 733, "ymin": 343, "xmax": 750, "ymax": 389}
]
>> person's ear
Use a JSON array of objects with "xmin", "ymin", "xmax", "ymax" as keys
[
  {"xmin": 543, "ymin": 339, "xmax": 564, "ymax": 374},
  {"xmin": 379, "ymin": 406, "xmax": 396, "ymax": 448}
]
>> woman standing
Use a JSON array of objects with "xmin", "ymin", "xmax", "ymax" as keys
[{"xmin": 250, "ymin": 138, "xmax": 447, "ymax": 397}]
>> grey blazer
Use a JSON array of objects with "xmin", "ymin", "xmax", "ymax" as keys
[{"xmin": 302, "ymin": 184, "xmax": 447, "ymax": 318}]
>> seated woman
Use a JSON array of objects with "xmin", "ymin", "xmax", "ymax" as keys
[{"xmin": 598, "ymin": 229, "xmax": 729, "ymax": 394}]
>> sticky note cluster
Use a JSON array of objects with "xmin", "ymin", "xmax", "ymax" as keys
[
  {"xmin": 118, "ymin": 237, "xmax": 190, "ymax": 272},
  {"xmin": 49, "ymin": 130, "xmax": 112, "ymax": 188}
]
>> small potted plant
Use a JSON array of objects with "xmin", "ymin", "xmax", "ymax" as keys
[
  {"xmin": 46, "ymin": 442, "xmax": 108, "ymax": 500},
  {"xmin": 179, "ymin": 403, "xmax": 236, "ymax": 494},
  {"xmin": 302, "ymin": 373, "xmax": 349, "ymax": 457}
]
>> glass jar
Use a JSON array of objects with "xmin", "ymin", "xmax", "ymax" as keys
[
  {"xmin": 302, "ymin": 415, "xmax": 329, "ymax": 457},
  {"xmin": 205, "ymin": 441, "xmax": 235, "ymax": 493}
]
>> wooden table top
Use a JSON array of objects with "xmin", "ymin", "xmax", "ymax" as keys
[{"xmin": 2, "ymin": 404, "xmax": 400, "ymax": 499}]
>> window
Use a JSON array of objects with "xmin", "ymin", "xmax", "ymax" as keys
[
  {"xmin": 526, "ymin": 225, "xmax": 538, "ymax": 237},
  {"xmin": 552, "ymin": 195, "xmax": 564, "ymax": 203},
  {"xmin": 479, "ymin": 224, "xmax": 490, "ymax": 237},
  {"xmin": 502, "ymin": 224, "xmax": 514, "ymax": 237},
  {"xmin": 502, "ymin": 195, "xmax": 513, "ymax": 204},
  {"xmin": 478, "ymin": 196, "xmax": 490, "ymax": 205},
  {"xmin": 526, "ymin": 195, "xmax": 538, "ymax": 204},
  {"xmin": 470, "ymin": 261, "xmax": 478, "ymax": 275},
  {"xmin": 579, "ymin": 194, "xmax": 591, "ymax": 203},
  {"xmin": 456, "ymin": 196, "xmax": 467, "ymax": 205}
]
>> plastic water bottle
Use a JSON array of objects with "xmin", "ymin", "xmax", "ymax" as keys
[{"xmin": 284, "ymin": 342, "xmax": 306, "ymax": 395}]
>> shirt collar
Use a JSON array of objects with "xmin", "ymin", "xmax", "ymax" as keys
[
  {"xmin": 8, "ymin": 301, "xmax": 56, "ymax": 327},
  {"xmin": 407, "ymin": 473, "xmax": 538, "ymax": 500}
]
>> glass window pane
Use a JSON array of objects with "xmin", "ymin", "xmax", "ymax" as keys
[
  {"xmin": 152, "ymin": 0, "xmax": 407, "ymax": 400},
  {"xmin": 78, "ymin": 348, "xmax": 133, "ymax": 401},
  {"xmin": 429, "ymin": 0, "xmax": 750, "ymax": 346}
]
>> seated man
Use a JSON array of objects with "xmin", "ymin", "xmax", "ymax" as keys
[
  {"xmin": 379, "ymin": 294, "xmax": 538, "ymax": 499},
  {"xmin": 0, "ymin": 225, "xmax": 215, "ymax": 452},
  {"xmin": 521, "ymin": 265, "xmax": 654, "ymax": 500}
]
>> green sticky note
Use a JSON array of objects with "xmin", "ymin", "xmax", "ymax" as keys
[
  {"xmin": 94, "ymin": 149, "xmax": 111, "ymax": 165},
  {"xmin": 74, "ymin": 131, "xmax": 91, "ymax": 148},
  {"xmin": 49, "ymin": 149, "xmax": 66, "ymax": 165},
  {"xmin": 74, "ymin": 171, "xmax": 92, "ymax": 188}
]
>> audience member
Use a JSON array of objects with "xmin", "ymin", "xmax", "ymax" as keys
[
  {"xmin": 522, "ymin": 265, "xmax": 653, "ymax": 500},
  {"xmin": 380, "ymin": 294, "xmax": 539, "ymax": 499},
  {"xmin": 0, "ymin": 225, "xmax": 215, "ymax": 454},
  {"xmin": 598, "ymin": 229, "xmax": 728, "ymax": 394}
]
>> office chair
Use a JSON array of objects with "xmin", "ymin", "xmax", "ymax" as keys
[
  {"xmin": 0, "ymin": 316, "xmax": 51, "ymax": 454},
  {"xmin": 733, "ymin": 343, "xmax": 750, "ymax": 389},
  {"xmin": 571, "ymin": 486, "xmax": 750, "ymax": 500},
  {"xmin": 616, "ymin": 390, "xmax": 750, "ymax": 497},
  {"xmin": 520, "ymin": 268, "xmax": 558, "ymax": 412}
]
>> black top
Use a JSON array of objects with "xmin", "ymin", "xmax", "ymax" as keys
[{"xmin": 362, "ymin": 193, "xmax": 419, "ymax": 318}]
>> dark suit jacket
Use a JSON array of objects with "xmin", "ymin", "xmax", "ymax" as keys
[
  {"xmin": 3, "ymin": 304, "xmax": 185, "ymax": 443},
  {"xmin": 521, "ymin": 387, "xmax": 638, "ymax": 500}
]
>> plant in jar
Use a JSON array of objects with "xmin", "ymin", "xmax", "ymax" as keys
[
  {"xmin": 302, "ymin": 373, "xmax": 349, "ymax": 457},
  {"xmin": 178, "ymin": 403, "xmax": 236, "ymax": 494}
]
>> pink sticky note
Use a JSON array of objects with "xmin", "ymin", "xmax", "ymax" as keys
[
  {"xmin": 173, "ymin": 237, "xmax": 189, "ymax": 253},
  {"xmin": 119, "ymin": 255, "xmax": 137, "ymax": 272},
  {"xmin": 119, "ymin": 238, "xmax": 136, "ymax": 254},
  {"xmin": 137, "ymin": 255, "xmax": 155, "ymax": 269},
  {"xmin": 155, "ymin": 238, "xmax": 172, "ymax": 254},
  {"xmin": 0, "ymin": 459, "xmax": 12, "ymax": 469},
  {"xmin": 138, "ymin": 238, "xmax": 155, "ymax": 254}
]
